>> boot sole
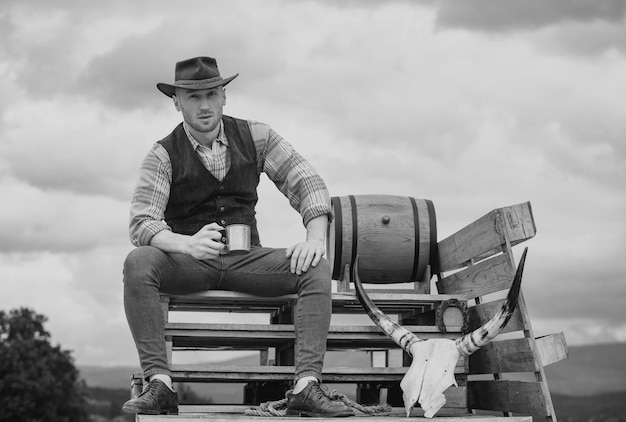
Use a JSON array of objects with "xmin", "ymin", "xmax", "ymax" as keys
[
  {"xmin": 286, "ymin": 409, "xmax": 354, "ymax": 417},
  {"xmin": 122, "ymin": 404, "xmax": 178, "ymax": 415}
]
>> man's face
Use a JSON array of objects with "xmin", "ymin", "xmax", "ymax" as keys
[{"xmin": 173, "ymin": 87, "xmax": 226, "ymax": 135}]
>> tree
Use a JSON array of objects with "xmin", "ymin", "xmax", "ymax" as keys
[{"xmin": 0, "ymin": 308, "xmax": 89, "ymax": 422}]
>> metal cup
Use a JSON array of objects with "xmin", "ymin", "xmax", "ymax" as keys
[{"xmin": 222, "ymin": 224, "xmax": 251, "ymax": 255}]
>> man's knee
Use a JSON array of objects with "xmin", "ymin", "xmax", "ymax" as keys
[
  {"xmin": 301, "ymin": 257, "xmax": 332, "ymax": 294},
  {"xmin": 314, "ymin": 257, "xmax": 331, "ymax": 279},
  {"xmin": 123, "ymin": 246, "xmax": 166, "ymax": 283}
]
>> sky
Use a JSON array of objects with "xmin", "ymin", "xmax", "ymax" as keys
[{"xmin": 1, "ymin": 0, "xmax": 625, "ymax": 368}]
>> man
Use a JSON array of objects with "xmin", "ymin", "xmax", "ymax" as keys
[{"xmin": 122, "ymin": 56, "xmax": 354, "ymax": 417}]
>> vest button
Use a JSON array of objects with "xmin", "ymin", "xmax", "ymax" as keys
[
  {"xmin": 220, "ymin": 206, "xmax": 225, "ymax": 212},
  {"xmin": 221, "ymin": 220, "xmax": 226, "ymax": 225}
]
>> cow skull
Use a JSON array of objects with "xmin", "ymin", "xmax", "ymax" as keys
[{"xmin": 354, "ymin": 248, "xmax": 527, "ymax": 418}]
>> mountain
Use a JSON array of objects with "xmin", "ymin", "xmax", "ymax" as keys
[
  {"xmin": 80, "ymin": 365, "xmax": 141, "ymax": 390},
  {"xmin": 551, "ymin": 391, "xmax": 626, "ymax": 422},
  {"xmin": 80, "ymin": 343, "xmax": 626, "ymax": 395},
  {"xmin": 79, "ymin": 350, "xmax": 373, "ymax": 390},
  {"xmin": 80, "ymin": 351, "xmax": 371, "ymax": 404},
  {"xmin": 544, "ymin": 342, "xmax": 626, "ymax": 396}
]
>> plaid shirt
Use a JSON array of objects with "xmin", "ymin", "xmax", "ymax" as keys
[{"xmin": 129, "ymin": 119, "xmax": 332, "ymax": 246}]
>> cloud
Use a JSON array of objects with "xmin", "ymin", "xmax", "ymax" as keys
[
  {"xmin": 69, "ymin": 1, "xmax": 352, "ymax": 112},
  {"xmin": 72, "ymin": 25, "xmax": 190, "ymax": 111},
  {"xmin": 534, "ymin": 20, "xmax": 626, "ymax": 57},
  {"xmin": 0, "ymin": 177, "xmax": 129, "ymax": 253},
  {"xmin": 433, "ymin": 0, "xmax": 626, "ymax": 57},
  {"xmin": 2, "ymin": 3, "xmax": 99, "ymax": 99},
  {"xmin": 532, "ymin": 317, "xmax": 626, "ymax": 346},
  {"xmin": 0, "ymin": 0, "xmax": 625, "ymax": 368},
  {"xmin": 436, "ymin": 0, "xmax": 626, "ymax": 32},
  {"xmin": 525, "ymin": 258, "xmax": 626, "ymax": 325},
  {"xmin": 0, "ymin": 93, "xmax": 183, "ymax": 199}
]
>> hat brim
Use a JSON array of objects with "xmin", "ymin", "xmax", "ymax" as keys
[{"xmin": 157, "ymin": 74, "xmax": 238, "ymax": 97}]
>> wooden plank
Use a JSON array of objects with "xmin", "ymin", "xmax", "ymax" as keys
[
  {"xmin": 168, "ymin": 328, "xmax": 459, "ymax": 349},
  {"xmin": 166, "ymin": 323, "xmax": 459, "ymax": 349},
  {"xmin": 173, "ymin": 388, "xmax": 466, "ymax": 416},
  {"xmin": 331, "ymin": 292, "xmax": 464, "ymax": 314},
  {"xmin": 438, "ymin": 208, "xmax": 506, "ymax": 273},
  {"xmin": 468, "ymin": 380, "xmax": 548, "ymax": 417},
  {"xmin": 166, "ymin": 364, "xmax": 467, "ymax": 383},
  {"xmin": 167, "ymin": 322, "xmax": 464, "ymax": 335},
  {"xmin": 437, "ymin": 254, "xmax": 514, "ymax": 297},
  {"xmin": 182, "ymin": 403, "xmax": 474, "ymax": 418},
  {"xmin": 497, "ymin": 230, "xmax": 555, "ymax": 421},
  {"xmin": 469, "ymin": 338, "xmax": 540, "ymax": 374},
  {"xmin": 468, "ymin": 299, "xmax": 525, "ymax": 334},
  {"xmin": 137, "ymin": 407, "xmax": 532, "ymax": 421},
  {"xmin": 535, "ymin": 332, "xmax": 568, "ymax": 367},
  {"xmin": 501, "ymin": 202, "xmax": 537, "ymax": 247},
  {"xmin": 437, "ymin": 202, "xmax": 535, "ymax": 273},
  {"xmin": 165, "ymin": 291, "xmax": 466, "ymax": 314},
  {"xmin": 167, "ymin": 322, "xmax": 458, "ymax": 333}
]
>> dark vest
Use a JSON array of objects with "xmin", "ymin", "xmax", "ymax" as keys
[{"xmin": 158, "ymin": 115, "xmax": 261, "ymax": 246}]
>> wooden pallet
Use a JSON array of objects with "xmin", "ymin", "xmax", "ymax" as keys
[
  {"xmin": 129, "ymin": 200, "xmax": 566, "ymax": 421},
  {"xmin": 435, "ymin": 202, "xmax": 567, "ymax": 421}
]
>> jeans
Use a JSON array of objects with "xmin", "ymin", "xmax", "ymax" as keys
[{"xmin": 123, "ymin": 245, "xmax": 332, "ymax": 383}]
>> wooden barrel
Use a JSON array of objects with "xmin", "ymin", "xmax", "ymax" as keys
[{"xmin": 328, "ymin": 194, "xmax": 437, "ymax": 283}]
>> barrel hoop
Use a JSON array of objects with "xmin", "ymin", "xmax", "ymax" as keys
[
  {"xmin": 409, "ymin": 196, "xmax": 420, "ymax": 282},
  {"xmin": 331, "ymin": 197, "xmax": 343, "ymax": 280},
  {"xmin": 426, "ymin": 199, "xmax": 439, "ymax": 276},
  {"xmin": 349, "ymin": 195, "xmax": 358, "ymax": 283}
]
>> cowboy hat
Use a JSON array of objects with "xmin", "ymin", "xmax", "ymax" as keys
[{"xmin": 157, "ymin": 56, "xmax": 238, "ymax": 97}]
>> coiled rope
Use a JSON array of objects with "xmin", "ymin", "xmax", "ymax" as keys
[{"xmin": 244, "ymin": 387, "xmax": 392, "ymax": 417}]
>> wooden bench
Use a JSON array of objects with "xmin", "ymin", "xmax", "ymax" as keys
[{"xmin": 130, "ymin": 198, "xmax": 566, "ymax": 421}]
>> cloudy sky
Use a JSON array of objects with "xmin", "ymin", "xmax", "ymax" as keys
[{"xmin": 1, "ymin": 0, "xmax": 625, "ymax": 368}]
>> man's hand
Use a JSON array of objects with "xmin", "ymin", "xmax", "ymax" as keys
[
  {"xmin": 286, "ymin": 238, "xmax": 325, "ymax": 275},
  {"xmin": 185, "ymin": 222, "xmax": 226, "ymax": 260}
]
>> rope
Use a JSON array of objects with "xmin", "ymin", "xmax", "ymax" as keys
[
  {"xmin": 245, "ymin": 397, "xmax": 288, "ymax": 417},
  {"xmin": 244, "ymin": 388, "xmax": 392, "ymax": 417}
]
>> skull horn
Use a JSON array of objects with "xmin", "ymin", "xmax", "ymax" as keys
[
  {"xmin": 455, "ymin": 247, "xmax": 527, "ymax": 356},
  {"xmin": 353, "ymin": 249, "xmax": 528, "ymax": 418},
  {"xmin": 353, "ymin": 256, "xmax": 424, "ymax": 355},
  {"xmin": 355, "ymin": 256, "xmax": 460, "ymax": 417}
]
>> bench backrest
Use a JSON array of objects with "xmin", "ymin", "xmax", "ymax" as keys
[{"xmin": 435, "ymin": 201, "xmax": 560, "ymax": 422}]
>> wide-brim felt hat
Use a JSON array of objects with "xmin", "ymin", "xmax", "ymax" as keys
[{"xmin": 157, "ymin": 56, "xmax": 238, "ymax": 97}]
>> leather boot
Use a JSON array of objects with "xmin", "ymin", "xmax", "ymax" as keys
[
  {"xmin": 122, "ymin": 379, "xmax": 179, "ymax": 415},
  {"xmin": 286, "ymin": 381, "xmax": 354, "ymax": 417}
]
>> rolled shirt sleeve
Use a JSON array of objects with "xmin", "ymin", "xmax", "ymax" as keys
[
  {"xmin": 249, "ymin": 120, "xmax": 332, "ymax": 226},
  {"xmin": 129, "ymin": 143, "xmax": 173, "ymax": 246}
]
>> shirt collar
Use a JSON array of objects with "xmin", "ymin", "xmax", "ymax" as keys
[{"xmin": 183, "ymin": 120, "xmax": 229, "ymax": 149}]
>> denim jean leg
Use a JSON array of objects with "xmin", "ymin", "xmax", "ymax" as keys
[
  {"xmin": 293, "ymin": 257, "xmax": 332, "ymax": 382},
  {"xmin": 123, "ymin": 246, "xmax": 221, "ymax": 379},
  {"xmin": 123, "ymin": 246, "xmax": 171, "ymax": 379}
]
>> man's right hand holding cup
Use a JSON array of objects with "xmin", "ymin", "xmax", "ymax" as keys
[{"xmin": 186, "ymin": 222, "xmax": 226, "ymax": 260}]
